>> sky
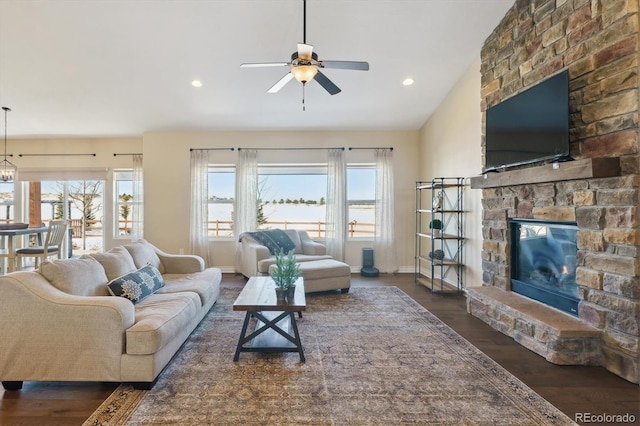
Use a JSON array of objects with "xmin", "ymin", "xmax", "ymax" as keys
[
  {"xmin": 210, "ymin": 168, "xmax": 375, "ymax": 201},
  {"xmin": 15, "ymin": 167, "xmax": 375, "ymax": 204}
]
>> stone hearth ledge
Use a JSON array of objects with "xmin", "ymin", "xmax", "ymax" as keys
[{"xmin": 467, "ymin": 286, "xmax": 602, "ymax": 366}]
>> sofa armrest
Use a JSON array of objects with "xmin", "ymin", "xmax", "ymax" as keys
[
  {"xmin": 156, "ymin": 252, "xmax": 205, "ymax": 274},
  {"xmin": 0, "ymin": 272, "xmax": 135, "ymax": 382},
  {"xmin": 239, "ymin": 236, "xmax": 272, "ymax": 277},
  {"xmin": 299, "ymin": 231, "xmax": 327, "ymax": 255},
  {"xmin": 131, "ymin": 239, "xmax": 205, "ymax": 274},
  {"xmin": 302, "ymin": 240, "xmax": 326, "ymax": 255}
]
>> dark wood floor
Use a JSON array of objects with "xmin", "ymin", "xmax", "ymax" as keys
[{"xmin": 1, "ymin": 273, "xmax": 638, "ymax": 425}]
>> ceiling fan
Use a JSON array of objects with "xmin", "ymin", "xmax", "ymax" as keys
[{"xmin": 240, "ymin": 0, "xmax": 369, "ymax": 101}]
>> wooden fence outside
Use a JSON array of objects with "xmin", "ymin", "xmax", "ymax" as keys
[
  {"xmin": 5, "ymin": 219, "xmax": 375, "ymax": 240},
  {"xmin": 205, "ymin": 220, "xmax": 374, "ymax": 238}
]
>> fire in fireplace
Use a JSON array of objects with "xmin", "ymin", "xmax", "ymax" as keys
[{"xmin": 510, "ymin": 219, "xmax": 579, "ymax": 316}]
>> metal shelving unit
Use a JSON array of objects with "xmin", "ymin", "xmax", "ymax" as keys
[{"xmin": 414, "ymin": 177, "xmax": 464, "ymax": 294}]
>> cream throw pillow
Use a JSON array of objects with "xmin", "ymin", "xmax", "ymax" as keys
[
  {"xmin": 123, "ymin": 240, "xmax": 165, "ymax": 274},
  {"xmin": 39, "ymin": 257, "xmax": 109, "ymax": 296},
  {"xmin": 89, "ymin": 246, "xmax": 137, "ymax": 281}
]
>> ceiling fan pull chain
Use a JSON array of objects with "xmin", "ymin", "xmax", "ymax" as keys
[{"xmin": 302, "ymin": 83, "xmax": 306, "ymax": 111}]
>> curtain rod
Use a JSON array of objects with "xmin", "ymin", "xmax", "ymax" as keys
[
  {"xmin": 348, "ymin": 147, "xmax": 393, "ymax": 151},
  {"xmin": 18, "ymin": 153, "xmax": 96, "ymax": 157},
  {"xmin": 237, "ymin": 147, "xmax": 344, "ymax": 151},
  {"xmin": 190, "ymin": 148, "xmax": 235, "ymax": 151},
  {"xmin": 113, "ymin": 153, "xmax": 142, "ymax": 156}
]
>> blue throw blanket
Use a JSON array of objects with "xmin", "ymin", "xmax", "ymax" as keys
[{"xmin": 241, "ymin": 229, "xmax": 296, "ymax": 255}]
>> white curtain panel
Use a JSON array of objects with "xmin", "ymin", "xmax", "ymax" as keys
[
  {"xmin": 325, "ymin": 148, "xmax": 347, "ymax": 261},
  {"xmin": 234, "ymin": 149, "xmax": 258, "ymax": 272},
  {"xmin": 131, "ymin": 154, "xmax": 144, "ymax": 241},
  {"xmin": 189, "ymin": 149, "xmax": 211, "ymax": 266},
  {"xmin": 234, "ymin": 149, "xmax": 258, "ymax": 238},
  {"xmin": 374, "ymin": 148, "xmax": 398, "ymax": 273}
]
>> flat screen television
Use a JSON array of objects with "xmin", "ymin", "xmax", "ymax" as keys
[{"xmin": 485, "ymin": 70, "xmax": 571, "ymax": 172}]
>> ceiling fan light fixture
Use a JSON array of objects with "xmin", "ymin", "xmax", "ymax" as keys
[
  {"xmin": 291, "ymin": 65, "xmax": 318, "ymax": 83},
  {"xmin": 241, "ymin": 0, "xmax": 368, "ymax": 96}
]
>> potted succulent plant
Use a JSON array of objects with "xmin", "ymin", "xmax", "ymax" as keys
[{"xmin": 270, "ymin": 249, "xmax": 301, "ymax": 302}]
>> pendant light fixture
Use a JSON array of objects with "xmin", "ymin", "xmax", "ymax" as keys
[{"xmin": 0, "ymin": 107, "xmax": 17, "ymax": 182}]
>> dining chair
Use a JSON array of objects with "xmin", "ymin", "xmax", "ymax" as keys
[
  {"xmin": 0, "ymin": 248, "xmax": 8, "ymax": 274},
  {"xmin": 0, "ymin": 223, "xmax": 28, "ymax": 274},
  {"xmin": 15, "ymin": 220, "xmax": 68, "ymax": 271}
]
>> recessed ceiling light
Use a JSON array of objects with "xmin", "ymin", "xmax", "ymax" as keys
[
  {"xmin": 191, "ymin": 80, "xmax": 203, "ymax": 88},
  {"xmin": 402, "ymin": 78, "xmax": 414, "ymax": 86}
]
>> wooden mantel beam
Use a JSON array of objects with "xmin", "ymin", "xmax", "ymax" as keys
[{"xmin": 469, "ymin": 157, "xmax": 621, "ymax": 189}]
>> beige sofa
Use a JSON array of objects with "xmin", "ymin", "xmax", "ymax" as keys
[{"xmin": 0, "ymin": 240, "xmax": 221, "ymax": 391}]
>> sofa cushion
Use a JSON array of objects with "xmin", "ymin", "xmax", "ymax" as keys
[
  {"xmin": 123, "ymin": 240, "xmax": 165, "ymax": 274},
  {"xmin": 243, "ymin": 229, "xmax": 296, "ymax": 255},
  {"xmin": 257, "ymin": 254, "xmax": 333, "ymax": 274},
  {"xmin": 39, "ymin": 257, "xmax": 109, "ymax": 297},
  {"xmin": 107, "ymin": 265, "xmax": 165, "ymax": 304},
  {"xmin": 126, "ymin": 291, "xmax": 201, "ymax": 355},
  {"xmin": 88, "ymin": 246, "xmax": 137, "ymax": 281},
  {"xmin": 157, "ymin": 268, "xmax": 222, "ymax": 308},
  {"xmin": 296, "ymin": 259, "xmax": 351, "ymax": 280}
]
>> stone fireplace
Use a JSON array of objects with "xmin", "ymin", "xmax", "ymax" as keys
[{"xmin": 466, "ymin": 0, "xmax": 640, "ymax": 384}]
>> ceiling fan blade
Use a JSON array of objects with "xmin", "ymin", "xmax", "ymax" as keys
[
  {"xmin": 320, "ymin": 61, "xmax": 369, "ymax": 71},
  {"xmin": 314, "ymin": 71, "xmax": 341, "ymax": 95},
  {"xmin": 267, "ymin": 72, "xmax": 294, "ymax": 93},
  {"xmin": 297, "ymin": 43, "xmax": 314, "ymax": 61},
  {"xmin": 240, "ymin": 62, "xmax": 290, "ymax": 68}
]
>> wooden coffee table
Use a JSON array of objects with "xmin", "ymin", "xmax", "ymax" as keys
[{"xmin": 233, "ymin": 276, "xmax": 306, "ymax": 362}]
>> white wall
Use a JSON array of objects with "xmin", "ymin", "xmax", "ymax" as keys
[
  {"xmin": 9, "ymin": 132, "xmax": 420, "ymax": 273},
  {"xmin": 142, "ymin": 130, "xmax": 419, "ymax": 273},
  {"xmin": 418, "ymin": 57, "xmax": 484, "ymax": 287}
]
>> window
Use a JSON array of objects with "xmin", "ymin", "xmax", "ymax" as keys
[
  {"xmin": 205, "ymin": 162, "xmax": 377, "ymax": 240},
  {"xmin": 114, "ymin": 170, "xmax": 134, "ymax": 238},
  {"xmin": 257, "ymin": 165, "xmax": 328, "ymax": 238},
  {"xmin": 208, "ymin": 166, "xmax": 235, "ymax": 238},
  {"xmin": 347, "ymin": 165, "xmax": 375, "ymax": 238}
]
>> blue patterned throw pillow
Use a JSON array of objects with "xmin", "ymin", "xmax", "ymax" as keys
[
  {"xmin": 107, "ymin": 264, "xmax": 165, "ymax": 304},
  {"xmin": 243, "ymin": 229, "xmax": 296, "ymax": 255}
]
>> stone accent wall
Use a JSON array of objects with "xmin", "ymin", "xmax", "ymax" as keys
[{"xmin": 474, "ymin": 0, "xmax": 640, "ymax": 383}]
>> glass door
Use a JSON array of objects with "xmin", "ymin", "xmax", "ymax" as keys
[{"xmin": 40, "ymin": 179, "xmax": 105, "ymax": 256}]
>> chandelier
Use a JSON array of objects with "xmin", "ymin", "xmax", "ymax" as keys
[{"xmin": 0, "ymin": 107, "xmax": 17, "ymax": 182}]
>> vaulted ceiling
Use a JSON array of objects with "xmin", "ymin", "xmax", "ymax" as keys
[{"xmin": 0, "ymin": 0, "xmax": 513, "ymax": 138}]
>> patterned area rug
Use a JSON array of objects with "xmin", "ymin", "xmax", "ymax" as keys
[{"xmin": 84, "ymin": 286, "xmax": 575, "ymax": 425}]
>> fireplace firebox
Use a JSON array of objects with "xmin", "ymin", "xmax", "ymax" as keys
[{"xmin": 510, "ymin": 219, "xmax": 579, "ymax": 316}]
